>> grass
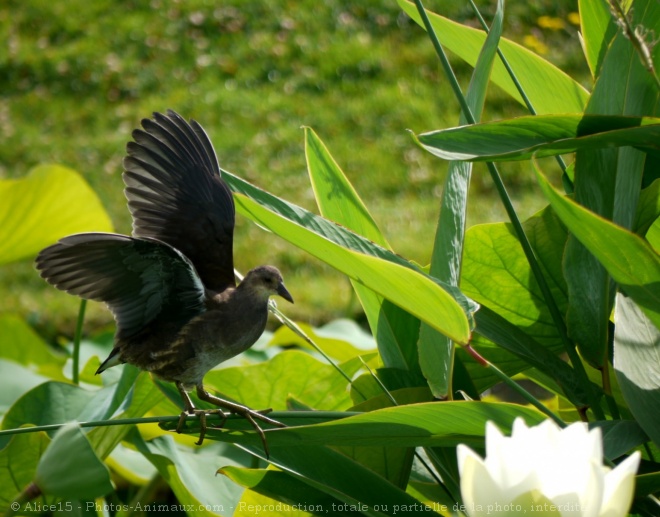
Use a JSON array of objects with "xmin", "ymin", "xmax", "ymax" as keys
[{"xmin": 0, "ymin": 0, "xmax": 588, "ymax": 335}]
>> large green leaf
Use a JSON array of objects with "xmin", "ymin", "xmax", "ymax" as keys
[
  {"xmin": 564, "ymin": 0, "xmax": 660, "ymax": 367},
  {"xmin": 240, "ymin": 444, "xmax": 434, "ymax": 517},
  {"xmin": 34, "ymin": 423, "xmax": 113, "ymax": 500},
  {"xmin": 578, "ymin": 0, "xmax": 618, "ymax": 77},
  {"xmin": 0, "ymin": 314, "xmax": 66, "ymax": 382},
  {"xmin": 305, "ymin": 127, "xmax": 389, "ymax": 248},
  {"xmin": 132, "ymin": 432, "xmax": 248, "ymax": 517},
  {"xmin": 537, "ymin": 166, "xmax": 660, "ymax": 330},
  {"xmin": 267, "ymin": 319, "xmax": 376, "ymax": 363},
  {"xmin": 0, "ymin": 164, "xmax": 113, "ymax": 264},
  {"xmin": 419, "ymin": 0, "xmax": 504, "ymax": 399},
  {"xmin": 303, "ymin": 128, "xmax": 423, "ymax": 376},
  {"xmin": 204, "ymin": 350, "xmax": 361, "ymax": 412},
  {"xmin": 415, "ymin": 115, "xmax": 660, "ymax": 162},
  {"xmin": 613, "ymin": 293, "xmax": 660, "ymax": 448},
  {"xmin": 232, "ymin": 192, "xmax": 471, "ymax": 345},
  {"xmin": 0, "ymin": 432, "xmax": 49, "ymax": 512},
  {"xmin": 223, "ymin": 467, "xmax": 360, "ymax": 517},
  {"xmin": 457, "ymin": 206, "xmax": 592, "ymax": 399},
  {"xmin": 397, "ymin": 0, "xmax": 589, "ymax": 114}
]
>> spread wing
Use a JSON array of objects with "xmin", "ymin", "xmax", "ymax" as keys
[
  {"xmin": 123, "ymin": 110, "xmax": 236, "ymax": 292},
  {"xmin": 35, "ymin": 233, "xmax": 206, "ymax": 340}
]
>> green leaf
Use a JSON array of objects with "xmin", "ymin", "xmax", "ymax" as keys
[
  {"xmin": 397, "ymin": 0, "xmax": 589, "ymax": 114},
  {"xmin": 578, "ymin": 0, "xmax": 618, "ymax": 77},
  {"xmin": 0, "ymin": 431, "xmax": 49, "ymax": 512},
  {"xmin": 647, "ymin": 215, "xmax": 660, "ymax": 252},
  {"xmin": 131, "ymin": 432, "xmax": 247, "ymax": 516},
  {"xmin": 419, "ymin": 0, "xmax": 503, "ymax": 398},
  {"xmin": 537, "ymin": 166, "xmax": 660, "ymax": 330},
  {"xmin": 267, "ymin": 319, "xmax": 376, "ymax": 363},
  {"xmin": 415, "ymin": 115, "xmax": 660, "ymax": 162},
  {"xmin": 457, "ymin": 206, "xmax": 592, "ymax": 399},
  {"xmin": 564, "ymin": 0, "xmax": 659, "ymax": 367},
  {"xmin": 0, "ymin": 164, "xmax": 113, "ymax": 265},
  {"xmin": 635, "ymin": 472, "xmax": 660, "ymax": 498},
  {"xmin": 613, "ymin": 293, "xmax": 660, "ymax": 448},
  {"xmin": 635, "ymin": 179, "xmax": 660, "ymax": 235},
  {"xmin": 232, "ymin": 192, "xmax": 471, "ymax": 344},
  {"xmin": 0, "ymin": 315, "xmax": 66, "ymax": 378},
  {"xmin": 87, "ymin": 370, "xmax": 163, "ymax": 459},
  {"xmin": 34, "ymin": 423, "xmax": 112, "ymax": 500},
  {"xmin": 0, "ymin": 360, "xmax": 53, "ymax": 417},
  {"xmin": 304, "ymin": 128, "xmax": 423, "ymax": 376},
  {"xmin": 224, "ymin": 170, "xmax": 476, "ymax": 314},
  {"xmin": 222, "ymin": 467, "xmax": 360, "ymax": 517},
  {"xmin": 590, "ymin": 419, "xmax": 649, "ymax": 460},
  {"xmin": 240, "ymin": 444, "xmax": 436, "ymax": 517},
  {"xmin": 204, "ymin": 350, "xmax": 361, "ymax": 411},
  {"xmin": 1, "ymin": 382, "xmax": 96, "ymax": 434},
  {"xmin": 305, "ymin": 127, "xmax": 389, "ymax": 248}
]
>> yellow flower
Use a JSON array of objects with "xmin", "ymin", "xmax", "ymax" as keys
[
  {"xmin": 568, "ymin": 12, "xmax": 581, "ymax": 26},
  {"xmin": 457, "ymin": 418, "xmax": 640, "ymax": 517},
  {"xmin": 523, "ymin": 34, "xmax": 549, "ymax": 55},
  {"xmin": 538, "ymin": 16, "xmax": 566, "ymax": 31}
]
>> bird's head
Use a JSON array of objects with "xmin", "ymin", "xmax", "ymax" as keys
[{"xmin": 242, "ymin": 265, "xmax": 294, "ymax": 303}]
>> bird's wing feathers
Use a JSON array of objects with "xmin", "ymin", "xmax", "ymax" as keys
[
  {"xmin": 35, "ymin": 233, "xmax": 206, "ymax": 339},
  {"xmin": 124, "ymin": 110, "xmax": 236, "ymax": 292}
]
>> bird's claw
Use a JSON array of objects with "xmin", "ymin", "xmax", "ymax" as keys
[
  {"xmin": 176, "ymin": 406, "xmax": 285, "ymax": 455},
  {"xmin": 176, "ymin": 409, "xmax": 228, "ymax": 445}
]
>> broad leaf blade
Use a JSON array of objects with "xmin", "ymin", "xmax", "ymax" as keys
[
  {"xmin": 0, "ymin": 164, "xmax": 113, "ymax": 264},
  {"xmin": 578, "ymin": 0, "xmax": 618, "ymax": 77},
  {"xmin": 537, "ymin": 165, "xmax": 660, "ymax": 330},
  {"xmin": 398, "ymin": 0, "xmax": 589, "ymax": 114},
  {"xmin": 232, "ymin": 192, "xmax": 471, "ymax": 344},
  {"xmin": 304, "ymin": 128, "xmax": 422, "ymax": 376},
  {"xmin": 613, "ymin": 294, "xmax": 660, "ymax": 449},
  {"xmin": 416, "ymin": 115, "xmax": 660, "ymax": 162}
]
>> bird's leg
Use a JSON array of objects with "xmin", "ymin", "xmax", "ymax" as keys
[
  {"xmin": 196, "ymin": 385, "xmax": 286, "ymax": 456},
  {"xmin": 175, "ymin": 382, "xmax": 227, "ymax": 445}
]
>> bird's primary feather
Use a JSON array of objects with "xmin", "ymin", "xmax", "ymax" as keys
[
  {"xmin": 124, "ymin": 110, "xmax": 236, "ymax": 292},
  {"xmin": 35, "ymin": 232, "xmax": 206, "ymax": 340}
]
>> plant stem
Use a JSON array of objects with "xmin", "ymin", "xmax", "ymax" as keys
[
  {"xmin": 464, "ymin": 345, "xmax": 565, "ymax": 427},
  {"xmin": 0, "ymin": 412, "xmax": 354, "ymax": 438},
  {"xmin": 72, "ymin": 299, "xmax": 87, "ymax": 385}
]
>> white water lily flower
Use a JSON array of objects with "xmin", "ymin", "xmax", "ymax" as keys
[{"xmin": 457, "ymin": 418, "xmax": 640, "ymax": 517}]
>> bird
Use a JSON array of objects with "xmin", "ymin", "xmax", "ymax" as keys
[{"xmin": 36, "ymin": 110, "xmax": 293, "ymax": 452}]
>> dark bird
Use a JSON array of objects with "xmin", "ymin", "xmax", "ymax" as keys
[{"xmin": 36, "ymin": 110, "xmax": 293, "ymax": 451}]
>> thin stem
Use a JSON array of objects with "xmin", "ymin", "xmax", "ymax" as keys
[
  {"xmin": 601, "ymin": 361, "xmax": 621, "ymax": 419},
  {"xmin": 413, "ymin": 0, "xmax": 604, "ymax": 420},
  {"xmin": 464, "ymin": 345, "xmax": 566, "ymax": 427},
  {"xmin": 0, "ymin": 411, "xmax": 354, "ymax": 438},
  {"xmin": 72, "ymin": 299, "xmax": 87, "ymax": 385}
]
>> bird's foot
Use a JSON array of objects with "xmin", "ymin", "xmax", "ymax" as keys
[
  {"xmin": 195, "ymin": 388, "xmax": 286, "ymax": 457},
  {"xmin": 226, "ymin": 405, "xmax": 286, "ymax": 458},
  {"xmin": 176, "ymin": 409, "xmax": 228, "ymax": 445}
]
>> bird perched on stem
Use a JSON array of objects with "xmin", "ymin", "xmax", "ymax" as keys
[{"xmin": 36, "ymin": 110, "xmax": 293, "ymax": 453}]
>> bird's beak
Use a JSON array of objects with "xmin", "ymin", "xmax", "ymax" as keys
[{"xmin": 277, "ymin": 282, "xmax": 294, "ymax": 303}]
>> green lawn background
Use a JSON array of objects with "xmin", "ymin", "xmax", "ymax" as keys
[{"xmin": 0, "ymin": 0, "xmax": 586, "ymax": 335}]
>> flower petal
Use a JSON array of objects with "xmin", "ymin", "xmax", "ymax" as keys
[
  {"xmin": 599, "ymin": 452, "xmax": 640, "ymax": 517},
  {"xmin": 458, "ymin": 444, "xmax": 502, "ymax": 517}
]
